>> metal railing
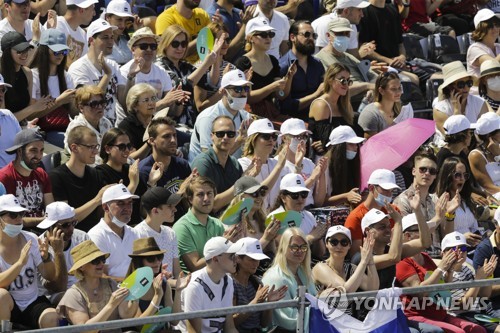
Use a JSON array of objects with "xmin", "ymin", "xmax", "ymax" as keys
[{"xmin": 11, "ymin": 278, "xmax": 500, "ymax": 333}]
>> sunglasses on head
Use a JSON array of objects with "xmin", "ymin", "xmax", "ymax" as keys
[
  {"xmin": 229, "ymin": 86, "xmax": 250, "ymax": 93},
  {"xmin": 90, "ymin": 255, "xmax": 106, "ymax": 265},
  {"xmin": 418, "ymin": 166, "xmax": 438, "ymax": 176},
  {"xmin": 57, "ymin": 220, "xmax": 77, "ymax": 229},
  {"xmin": 2, "ymin": 211, "xmax": 25, "ymax": 219},
  {"xmin": 111, "ymin": 143, "xmax": 133, "ymax": 151},
  {"xmin": 144, "ymin": 254, "xmax": 164, "ymax": 263},
  {"xmin": 298, "ymin": 31, "xmax": 318, "ymax": 39},
  {"xmin": 255, "ymin": 31, "xmax": 276, "ymax": 39},
  {"xmin": 328, "ymin": 238, "xmax": 350, "ymax": 247},
  {"xmin": 335, "ymin": 78, "xmax": 353, "ymax": 86},
  {"xmin": 284, "ymin": 191, "xmax": 308, "ymax": 199},
  {"xmin": 213, "ymin": 131, "xmax": 236, "ymax": 138},
  {"xmin": 449, "ymin": 245, "xmax": 468, "ymax": 252},
  {"xmin": 454, "ymin": 172, "xmax": 470, "ymax": 180},
  {"xmin": 289, "ymin": 244, "xmax": 308, "ymax": 253},
  {"xmin": 171, "ymin": 40, "xmax": 188, "ymax": 49},
  {"xmin": 84, "ymin": 99, "xmax": 107, "ymax": 108},
  {"xmin": 249, "ymin": 188, "xmax": 267, "ymax": 198},
  {"xmin": 454, "ymin": 80, "xmax": 473, "ymax": 89},
  {"xmin": 260, "ymin": 133, "xmax": 278, "ymax": 141},
  {"xmin": 52, "ymin": 49, "xmax": 69, "ymax": 56},
  {"xmin": 135, "ymin": 43, "xmax": 158, "ymax": 51}
]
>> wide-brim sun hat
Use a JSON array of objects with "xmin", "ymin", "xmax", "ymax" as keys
[
  {"xmin": 480, "ymin": 59, "xmax": 500, "ymax": 79},
  {"xmin": 439, "ymin": 61, "xmax": 474, "ymax": 91},
  {"xmin": 69, "ymin": 240, "xmax": 110, "ymax": 275},
  {"xmin": 128, "ymin": 237, "xmax": 166, "ymax": 257}
]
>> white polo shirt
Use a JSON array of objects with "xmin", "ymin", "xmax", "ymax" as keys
[
  {"xmin": 88, "ymin": 219, "xmax": 138, "ymax": 278},
  {"xmin": 254, "ymin": 6, "xmax": 290, "ymax": 59}
]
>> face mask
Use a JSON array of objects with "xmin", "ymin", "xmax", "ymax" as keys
[
  {"xmin": 374, "ymin": 188, "xmax": 393, "ymax": 207},
  {"xmin": 2, "ymin": 223, "xmax": 23, "ymax": 238},
  {"xmin": 107, "ymin": 205, "xmax": 128, "ymax": 228},
  {"xmin": 346, "ymin": 150, "xmax": 357, "ymax": 160},
  {"xmin": 332, "ymin": 36, "xmax": 349, "ymax": 53},
  {"xmin": 289, "ymin": 138, "xmax": 301, "ymax": 153},
  {"xmin": 226, "ymin": 92, "xmax": 247, "ymax": 110},
  {"xmin": 487, "ymin": 76, "xmax": 500, "ymax": 92},
  {"xmin": 20, "ymin": 160, "xmax": 33, "ymax": 172},
  {"xmin": 495, "ymin": 156, "xmax": 500, "ymax": 163}
]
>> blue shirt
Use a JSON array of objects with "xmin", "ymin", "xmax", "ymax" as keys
[
  {"xmin": 139, "ymin": 155, "xmax": 191, "ymax": 194},
  {"xmin": 206, "ymin": 3, "xmax": 241, "ymax": 39},
  {"xmin": 279, "ymin": 51, "xmax": 325, "ymax": 121}
]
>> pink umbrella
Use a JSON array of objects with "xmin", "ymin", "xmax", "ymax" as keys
[{"xmin": 360, "ymin": 118, "xmax": 436, "ymax": 190}]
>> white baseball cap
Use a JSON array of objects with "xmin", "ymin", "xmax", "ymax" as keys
[
  {"xmin": 87, "ymin": 19, "xmax": 118, "ymax": 42},
  {"xmin": 247, "ymin": 118, "xmax": 279, "ymax": 137},
  {"xmin": 441, "ymin": 231, "xmax": 467, "ymax": 250},
  {"xmin": 367, "ymin": 169, "xmax": 400, "ymax": 190},
  {"xmin": 474, "ymin": 8, "xmax": 500, "ymax": 29},
  {"xmin": 0, "ymin": 74, "xmax": 12, "ymax": 88},
  {"xmin": 221, "ymin": 69, "xmax": 252, "ymax": 89},
  {"xmin": 204, "ymin": 236, "xmax": 243, "ymax": 261},
  {"xmin": 494, "ymin": 208, "xmax": 500, "ymax": 225},
  {"xmin": 0, "ymin": 194, "xmax": 27, "ymax": 213},
  {"xmin": 245, "ymin": 17, "xmax": 275, "ymax": 36},
  {"xmin": 325, "ymin": 225, "xmax": 351, "ymax": 242},
  {"xmin": 67, "ymin": 0, "xmax": 98, "ymax": 8},
  {"xmin": 235, "ymin": 237, "xmax": 270, "ymax": 260},
  {"xmin": 337, "ymin": 0, "xmax": 369, "ymax": 8},
  {"xmin": 106, "ymin": 0, "xmax": 133, "ymax": 17},
  {"xmin": 361, "ymin": 208, "xmax": 388, "ymax": 233},
  {"xmin": 402, "ymin": 213, "xmax": 418, "ymax": 232},
  {"xmin": 102, "ymin": 184, "xmax": 139, "ymax": 204},
  {"xmin": 280, "ymin": 173, "xmax": 310, "ymax": 193},
  {"xmin": 280, "ymin": 118, "xmax": 312, "ymax": 136},
  {"xmin": 326, "ymin": 125, "xmax": 365, "ymax": 147},
  {"xmin": 475, "ymin": 112, "xmax": 500, "ymax": 135},
  {"xmin": 38, "ymin": 202, "xmax": 76, "ymax": 229},
  {"xmin": 443, "ymin": 115, "xmax": 476, "ymax": 135}
]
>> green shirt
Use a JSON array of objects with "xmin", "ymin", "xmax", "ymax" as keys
[{"xmin": 172, "ymin": 209, "xmax": 225, "ymax": 273}]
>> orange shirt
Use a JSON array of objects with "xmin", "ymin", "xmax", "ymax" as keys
[{"xmin": 344, "ymin": 202, "xmax": 399, "ymax": 241}]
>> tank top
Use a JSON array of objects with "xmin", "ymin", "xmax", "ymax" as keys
[
  {"xmin": 6, "ymin": 68, "xmax": 30, "ymax": 114},
  {"xmin": 471, "ymin": 148, "xmax": 500, "ymax": 187}
]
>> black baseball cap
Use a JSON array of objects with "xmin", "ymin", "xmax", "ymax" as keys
[
  {"xmin": 141, "ymin": 187, "xmax": 182, "ymax": 212},
  {"xmin": 1, "ymin": 31, "xmax": 33, "ymax": 52}
]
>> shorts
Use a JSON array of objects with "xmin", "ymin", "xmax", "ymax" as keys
[
  {"xmin": 409, "ymin": 22, "xmax": 454, "ymax": 37},
  {"xmin": 11, "ymin": 295, "xmax": 54, "ymax": 329}
]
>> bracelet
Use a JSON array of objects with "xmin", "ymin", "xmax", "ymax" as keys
[
  {"xmin": 445, "ymin": 212, "xmax": 455, "ymax": 219},
  {"xmin": 150, "ymin": 301, "xmax": 161, "ymax": 310},
  {"xmin": 436, "ymin": 267, "xmax": 447, "ymax": 278}
]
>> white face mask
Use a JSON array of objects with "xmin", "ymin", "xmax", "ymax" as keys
[
  {"xmin": 374, "ymin": 188, "xmax": 393, "ymax": 207},
  {"xmin": 226, "ymin": 91, "xmax": 247, "ymax": 110},
  {"xmin": 2, "ymin": 222, "xmax": 23, "ymax": 238},
  {"xmin": 487, "ymin": 76, "xmax": 500, "ymax": 92},
  {"xmin": 346, "ymin": 150, "xmax": 357, "ymax": 160},
  {"xmin": 107, "ymin": 205, "xmax": 128, "ymax": 228},
  {"xmin": 289, "ymin": 138, "xmax": 301, "ymax": 153}
]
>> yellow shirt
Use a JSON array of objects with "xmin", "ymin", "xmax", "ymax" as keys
[{"xmin": 155, "ymin": 5, "xmax": 210, "ymax": 64}]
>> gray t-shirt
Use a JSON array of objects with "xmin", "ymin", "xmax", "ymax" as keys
[{"xmin": 358, "ymin": 103, "xmax": 389, "ymax": 134}]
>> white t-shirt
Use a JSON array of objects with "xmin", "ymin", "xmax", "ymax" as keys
[
  {"xmin": 0, "ymin": 231, "xmax": 42, "ymax": 311},
  {"xmin": 466, "ymin": 41, "xmax": 500, "ymax": 77},
  {"xmin": 267, "ymin": 206, "xmax": 317, "ymax": 235},
  {"xmin": 254, "ymin": 7, "xmax": 290, "ymax": 59},
  {"xmin": 454, "ymin": 205, "xmax": 479, "ymax": 235},
  {"xmin": 0, "ymin": 19, "xmax": 43, "ymax": 56},
  {"xmin": 179, "ymin": 268, "xmax": 234, "ymax": 333},
  {"xmin": 88, "ymin": 219, "xmax": 138, "ymax": 278},
  {"xmin": 312, "ymin": 12, "xmax": 358, "ymax": 49},
  {"xmin": 134, "ymin": 221, "xmax": 179, "ymax": 276},
  {"xmin": 51, "ymin": 16, "xmax": 88, "ymax": 65},
  {"xmin": 68, "ymin": 54, "xmax": 125, "ymax": 123},
  {"xmin": 32, "ymin": 68, "xmax": 75, "ymax": 99},
  {"xmin": 278, "ymin": 157, "xmax": 316, "ymax": 207}
]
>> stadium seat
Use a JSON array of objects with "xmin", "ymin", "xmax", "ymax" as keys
[
  {"xmin": 457, "ymin": 33, "xmax": 473, "ymax": 54},
  {"xmin": 428, "ymin": 34, "xmax": 465, "ymax": 64},
  {"xmin": 403, "ymin": 33, "xmax": 428, "ymax": 60}
]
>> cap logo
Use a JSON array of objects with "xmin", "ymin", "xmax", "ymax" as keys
[
  {"xmin": 375, "ymin": 211, "xmax": 382, "ymax": 215},
  {"xmin": 102, "ymin": 22, "xmax": 107, "ymax": 25},
  {"xmin": 14, "ymin": 199, "xmax": 19, "ymax": 205},
  {"xmin": 122, "ymin": 187, "xmax": 127, "ymax": 193},
  {"xmin": 238, "ymin": 73, "xmax": 243, "ymax": 78},
  {"xmin": 267, "ymin": 122, "xmax": 272, "ymax": 127},
  {"xmin": 288, "ymin": 221, "xmax": 296, "ymax": 227},
  {"xmin": 256, "ymin": 244, "xmax": 261, "ymax": 250},
  {"xmin": 45, "ymin": 212, "xmax": 49, "ymax": 217},
  {"xmin": 456, "ymin": 236, "xmax": 460, "ymax": 240},
  {"xmin": 225, "ymin": 239, "xmax": 229, "ymax": 245},
  {"xmin": 296, "ymin": 180, "xmax": 301, "ymax": 184}
]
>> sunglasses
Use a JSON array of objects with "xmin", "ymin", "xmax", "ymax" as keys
[
  {"xmin": 289, "ymin": 244, "xmax": 308, "ymax": 253},
  {"xmin": 111, "ymin": 143, "xmax": 133, "ymax": 151},
  {"xmin": 223, "ymin": 37, "xmax": 231, "ymax": 44},
  {"xmin": 455, "ymin": 80, "xmax": 473, "ymax": 89},
  {"xmin": 57, "ymin": 220, "xmax": 77, "ymax": 229},
  {"xmin": 229, "ymin": 86, "xmax": 250, "ymax": 93},
  {"xmin": 213, "ymin": 131, "xmax": 236, "ymax": 138},
  {"xmin": 84, "ymin": 100, "xmax": 106, "ymax": 108},
  {"xmin": 328, "ymin": 238, "xmax": 350, "ymax": 247},
  {"xmin": 78, "ymin": 143, "xmax": 100, "ymax": 151},
  {"xmin": 335, "ymin": 78, "xmax": 353, "ymax": 86},
  {"xmin": 454, "ymin": 172, "xmax": 470, "ymax": 180},
  {"xmin": 90, "ymin": 255, "xmax": 106, "ymax": 265},
  {"xmin": 0, "ymin": 87, "xmax": 7, "ymax": 93},
  {"xmin": 260, "ymin": 133, "xmax": 278, "ymax": 141},
  {"xmin": 418, "ymin": 166, "xmax": 438, "ymax": 176},
  {"xmin": 255, "ymin": 31, "xmax": 276, "ymax": 39},
  {"xmin": 284, "ymin": 191, "xmax": 308, "ymax": 199},
  {"xmin": 450, "ymin": 245, "xmax": 468, "ymax": 252},
  {"xmin": 298, "ymin": 31, "xmax": 318, "ymax": 39},
  {"xmin": 2, "ymin": 211, "xmax": 25, "ymax": 219},
  {"xmin": 249, "ymin": 188, "xmax": 267, "ymax": 198},
  {"xmin": 135, "ymin": 43, "xmax": 158, "ymax": 51},
  {"xmin": 144, "ymin": 254, "xmax": 164, "ymax": 263},
  {"xmin": 171, "ymin": 40, "xmax": 188, "ymax": 49},
  {"xmin": 52, "ymin": 49, "xmax": 69, "ymax": 56}
]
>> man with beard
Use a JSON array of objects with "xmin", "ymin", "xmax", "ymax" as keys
[
  {"xmin": 155, "ymin": 0, "xmax": 210, "ymax": 64},
  {"xmin": 0, "ymin": 128, "xmax": 54, "ymax": 228},
  {"xmin": 37, "ymin": 201, "xmax": 90, "ymax": 303},
  {"xmin": 68, "ymin": 19, "xmax": 138, "ymax": 124},
  {"xmin": 279, "ymin": 20, "xmax": 325, "ymax": 121}
]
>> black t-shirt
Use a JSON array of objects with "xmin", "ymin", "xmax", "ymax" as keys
[
  {"xmin": 6, "ymin": 68, "xmax": 30, "ymax": 115},
  {"xmin": 49, "ymin": 164, "xmax": 104, "ymax": 232},
  {"xmin": 235, "ymin": 55, "xmax": 281, "ymax": 102},
  {"xmin": 118, "ymin": 113, "xmax": 146, "ymax": 151},
  {"xmin": 358, "ymin": 4, "xmax": 403, "ymax": 59}
]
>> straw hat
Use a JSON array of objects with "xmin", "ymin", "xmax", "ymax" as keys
[
  {"xmin": 439, "ymin": 61, "xmax": 473, "ymax": 91},
  {"xmin": 480, "ymin": 59, "xmax": 500, "ymax": 79},
  {"xmin": 128, "ymin": 237, "xmax": 165, "ymax": 257},
  {"xmin": 69, "ymin": 240, "xmax": 109, "ymax": 275}
]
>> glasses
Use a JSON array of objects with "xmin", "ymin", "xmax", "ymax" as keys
[
  {"xmin": 284, "ymin": 191, "xmax": 308, "ymax": 200},
  {"xmin": 84, "ymin": 100, "xmax": 106, "ymax": 108},
  {"xmin": 255, "ymin": 31, "xmax": 276, "ymax": 39},
  {"xmin": 328, "ymin": 238, "xmax": 350, "ymax": 247},
  {"xmin": 289, "ymin": 244, "xmax": 309, "ymax": 253},
  {"xmin": 455, "ymin": 80, "xmax": 473, "ymax": 89},
  {"xmin": 2, "ymin": 211, "xmax": 25, "ymax": 219},
  {"xmin": 418, "ymin": 166, "xmax": 438, "ymax": 176},
  {"xmin": 135, "ymin": 43, "xmax": 158, "ymax": 51},
  {"xmin": 78, "ymin": 143, "xmax": 100, "ymax": 151},
  {"xmin": 335, "ymin": 78, "xmax": 353, "ymax": 86},
  {"xmin": 229, "ymin": 86, "xmax": 251, "ymax": 93},
  {"xmin": 260, "ymin": 133, "xmax": 278, "ymax": 141},
  {"xmin": 111, "ymin": 143, "xmax": 133, "ymax": 151},
  {"xmin": 138, "ymin": 96, "xmax": 158, "ymax": 104},
  {"xmin": 291, "ymin": 134, "xmax": 309, "ymax": 141},
  {"xmin": 450, "ymin": 245, "xmax": 468, "ymax": 252},
  {"xmin": 298, "ymin": 31, "xmax": 318, "ymax": 39},
  {"xmin": 90, "ymin": 255, "xmax": 106, "ymax": 265},
  {"xmin": 57, "ymin": 220, "xmax": 78, "ymax": 229},
  {"xmin": 454, "ymin": 172, "xmax": 470, "ymax": 180},
  {"xmin": 171, "ymin": 40, "xmax": 188, "ymax": 49},
  {"xmin": 249, "ymin": 188, "xmax": 267, "ymax": 198},
  {"xmin": 52, "ymin": 49, "xmax": 69, "ymax": 56},
  {"xmin": 144, "ymin": 254, "xmax": 164, "ymax": 263},
  {"xmin": 213, "ymin": 131, "xmax": 236, "ymax": 138}
]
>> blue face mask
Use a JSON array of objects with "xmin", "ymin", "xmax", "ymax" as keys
[
  {"xmin": 2, "ymin": 223, "xmax": 23, "ymax": 238},
  {"xmin": 346, "ymin": 150, "xmax": 357, "ymax": 160},
  {"xmin": 374, "ymin": 188, "xmax": 392, "ymax": 207},
  {"xmin": 332, "ymin": 36, "xmax": 349, "ymax": 53}
]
